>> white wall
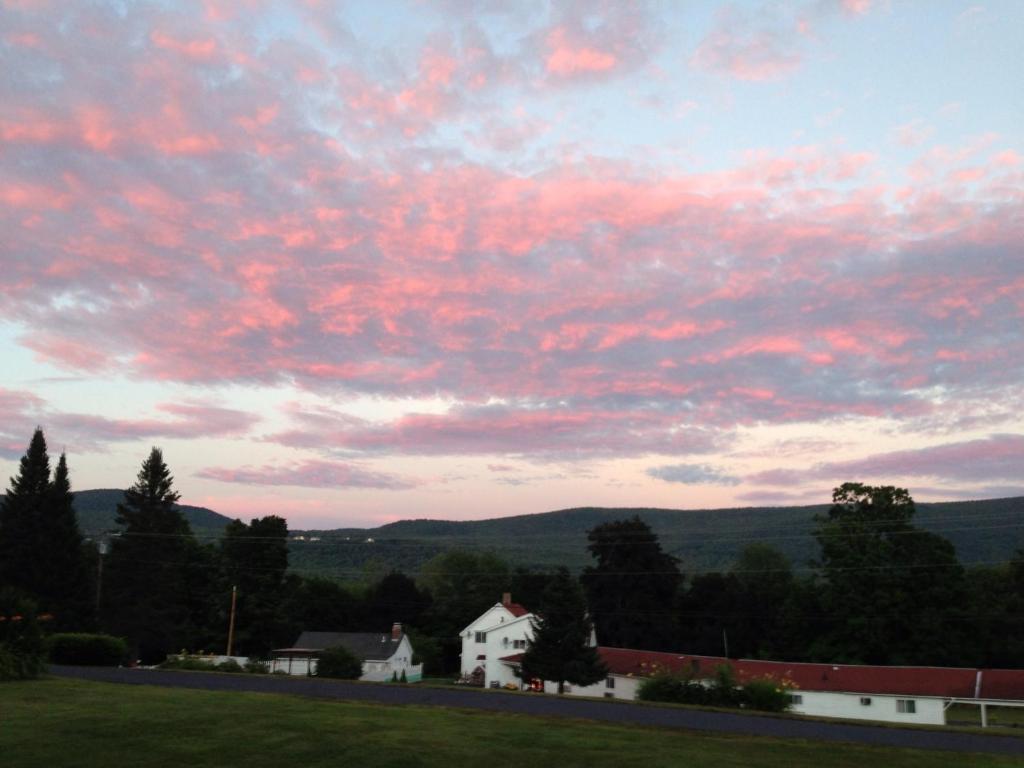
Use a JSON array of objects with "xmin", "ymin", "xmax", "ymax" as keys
[
  {"xmin": 459, "ymin": 606, "xmax": 533, "ymax": 685},
  {"xmin": 271, "ymin": 636, "xmax": 423, "ymax": 681},
  {"xmin": 781, "ymin": 690, "xmax": 946, "ymax": 725}
]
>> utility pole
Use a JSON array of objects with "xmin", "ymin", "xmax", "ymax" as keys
[{"xmin": 226, "ymin": 586, "xmax": 238, "ymax": 657}]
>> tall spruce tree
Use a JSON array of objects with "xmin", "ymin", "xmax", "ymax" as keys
[
  {"xmin": 0, "ymin": 430, "xmax": 91, "ymax": 628},
  {"xmin": 520, "ymin": 568, "xmax": 606, "ymax": 694},
  {"xmin": 581, "ymin": 516, "xmax": 681, "ymax": 650},
  {"xmin": 0, "ymin": 428, "xmax": 51, "ymax": 593},
  {"xmin": 103, "ymin": 447, "xmax": 194, "ymax": 663}
]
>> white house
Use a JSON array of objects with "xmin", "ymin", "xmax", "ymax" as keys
[
  {"xmin": 459, "ymin": 593, "xmax": 534, "ymax": 688},
  {"xmin": 272, "ymin": 622, "xmax": 422, "ymax": 682}
]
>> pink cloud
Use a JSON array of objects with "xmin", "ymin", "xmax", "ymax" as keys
[
  {"xmin": 545, "ymin": 27, "xmax": 617, "ymax": 76},
  {"xmin": 748, "ymin": 435, "xmax": 1024, "ymax": 486},
  {"xmin": 196, "ymin": 459, "xmax": 416, "ymax": 490}
]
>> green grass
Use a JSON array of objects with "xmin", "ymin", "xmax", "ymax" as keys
[
  {"xmin": 947, "ymin": 704, "xmax": 1024, "ymax": 729},
  {"xmin": 0, "ymin": 678, "xmax": 1018, "ymax": 768}
]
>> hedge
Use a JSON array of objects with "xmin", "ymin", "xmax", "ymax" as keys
[{"xmin": 48, "ymin": 633, "xmax": 129, "ymax": 666}]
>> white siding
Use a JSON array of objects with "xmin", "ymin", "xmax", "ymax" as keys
[{"xmin": 788, "ymin": 690, "xmax": 946, "ymax": 725}]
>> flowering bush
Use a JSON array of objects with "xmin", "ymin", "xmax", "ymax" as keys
[{"xmin": 0, "ymin": 589, "xmax": 44, "ymax": 680}]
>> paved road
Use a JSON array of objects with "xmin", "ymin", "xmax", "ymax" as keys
[{"xmin": 51, "ymin": 665, "xmax": 1024, "ymax": 757}]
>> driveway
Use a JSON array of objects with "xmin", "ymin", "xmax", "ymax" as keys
[{"xmin": 50, "ymin": 665, "xmax": 1024, "ymax": 757}]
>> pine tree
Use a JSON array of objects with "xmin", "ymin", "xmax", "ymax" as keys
[
  {"xmin": 0, "ymin": 430, "xmax": 91, "ymax": 628},
  {"xmin": 103, "ymin": 448, "xmax": 194, "ymax": 663},
  {"xmin": 520, "ymin": 568, "xmax": 606, "ymax": 694},
  {"xmin": 0, "ymin": 428, "xmax": 51, "ymax": 593},
  {"xmin": 41, "ymin": 452, "xmax": 91, "ymax": 629}
]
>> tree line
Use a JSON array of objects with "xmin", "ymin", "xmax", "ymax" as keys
[{"xmin": 2, "ymin": 428, "xmax": 1023, "ymax": 673}]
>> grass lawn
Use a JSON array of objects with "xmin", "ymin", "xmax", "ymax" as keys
[{"xmin": 0, "ymin": 678, "xmax": 1019, "ymax": 768}]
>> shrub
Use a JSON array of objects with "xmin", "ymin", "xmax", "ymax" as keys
[
  {"xmin": 245, "ymin": 659, "xmax": 269, "ymax": 674},
  {"xmin": 48, "ymin": 633, "xmax": 128, "ymax": 666},
  {"xmin": 399, "ymin": 669, "xmax": 407, "ymax": 683},
  {"xmin": 316, "ymin": 645, "xmax": 363, "ymax": 679},
  {"xmin": 741, "ymin": 678, "xmax": 793, "ymax": 712},
  {"xmin": 216, "ymin": 659, "xmax": 244, "ymax": 673},
  {"xmin": 637, "ymin": 672, "xmax": 714, "ymax": 705},
  {"xmin": 0, "ymin": 590, "xmax": 44, "ymax": 681}
]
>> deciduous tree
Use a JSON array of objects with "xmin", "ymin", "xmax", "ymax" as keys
[{"xmin": 581, "ymin": 516, "xmax": 681, "ymax": 650}]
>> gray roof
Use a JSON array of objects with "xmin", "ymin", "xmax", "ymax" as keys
[{"xmin": 285, "ymin": 631, "xmax": 403, "ymax": 662}]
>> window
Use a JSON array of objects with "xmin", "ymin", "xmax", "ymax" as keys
[
  {"xmin": 474, "ymin": 631, "xmax": 487, "ymax": 643},
  {"xmin": 860, "ymin": 697, "xmax": 872, "ymax": 706},
  {"xmin": 789, "ymin": 694, "xmax": 803, "ymax": 705},
  {"xmin": 513, "ymin": 639, "xmax": 527, "ymax": 649},
  {"xmin": 896, "ymin": 699, "xmax": 916, "ymax": 714},
  {"xmin": 605, "ymin": 677, "xmax": 615, "ymax": 689}
]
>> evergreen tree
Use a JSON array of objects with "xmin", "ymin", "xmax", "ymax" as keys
[
  {"xmin": 0, "ymin": 430, "xmax": 91, "ymax": 629},
  {"xmin": 581, "ymin": 516, "xmax": 681, "ymax": 650},
  {"xmin": 0, "ymin": 429, "xmax": 52, "ymax": 594},
  {"xmin": 103, "ymin": 448, "xmax": 194, "ymax": 663},
  {"xmin": 520, "ymin": 568, "xmax": 606, "ymax": 694},
  {"xmin": 41, "ymin": 452, "xmax": 92, "ymax": 629}
]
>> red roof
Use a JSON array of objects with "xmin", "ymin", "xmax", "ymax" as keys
[
  {"xmin": 598, "ymin": 648, "xmax": 1024, "ymax": 700},
  {"xmin": 504, "ymin": 602, "xmax": 529, "ymax": 618},
  {"xmin": 502, "ymin": 647, "xmax": 1024, "ymax": 701}
]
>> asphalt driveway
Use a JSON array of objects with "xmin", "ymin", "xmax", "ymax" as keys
[{"xmin": 50, "ymin": 665, "xmax": 1024, "ymax": 757}]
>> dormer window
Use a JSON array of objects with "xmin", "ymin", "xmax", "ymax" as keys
[{"xmin": 474, "ymin": 631, "xmax": 487, "ymax": 643}]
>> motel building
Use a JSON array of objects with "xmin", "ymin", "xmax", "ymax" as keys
[{"xmin": 461, "ymin": 598, "xmax": 1024, "ymax": 727}]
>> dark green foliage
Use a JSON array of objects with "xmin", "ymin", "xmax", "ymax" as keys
[
  {"xmin": 220, "ymin": 516, "xmax": 292, "ymax": 656},
  {"xmin": 812, "ymin": 483, "xmax": 968, "ymax": 665},
  {"xmin": 244, "ymin": 659, "xmax": 269, "ymax": 673},
  {"xmin": 362, "ymin": 571, "xmax": 430, "ymax": 630},
  {"xmin": 316, "ymin": 645, "xmax": 363, "ymax": 679},
  {"xmin": 216, "ymin": 659, "xmax": 244, "ymax": 673},
  {"xmin": 391, "ymin": 670, "xmax": 398, "ymax": 682},
  {"xmin": 281, "ymin": 575, "xmax": 359, "ymax": 635},
  {"xmin": 418, "ymin": 550, "xmax": 511, "ymax": 672},
  {"xmin": 399, "ymin": 669, "xmax": 407, "ymax": 683},
  {"xmin": 520, "ymin": 568, "xmax": 606, "ymax": 694},
  {"xmin": 741, "ymin": 678, "xmax": 792, "ymax": 712},
  {"xmin": 0, "ymin": 431, "xmax": 92, "ymax": 629},
  {"xmin": 404, "ymin": 628, "xmax": 440, "ymax": 675},
  {"xmin": 102, "ymin": 448, "xmax": 194, "ymax": 664},
  {"xmin": 637, "ymin": 664, "xmax": 789, "ymax": 712},
  {"xmin": 677, "ymin": 545, "xmax": 795, "ymax": 659},
  {"xmin": 47, "ymin": 633, "xmax": 128, "ymax": 666},
  {"xmin": 0, "ymin": 589, "xmax": 44, "ymax": 680},
  {"xmin": 581, "ymin": 516, "xmax": 681, "ymax": 650}
]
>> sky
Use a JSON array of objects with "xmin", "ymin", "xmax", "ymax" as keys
[{"xmin": 0, "ymin": 0, "xmax": 1021, "ymax": 529}]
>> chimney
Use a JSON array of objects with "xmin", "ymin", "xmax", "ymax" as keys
[
  {"xmin": 391, "ymin": 622, "xmax": 402, "ymax": 641},
  {"xmin": 502, "ymin": 592, "xmax": 511, "ymax": 607}
]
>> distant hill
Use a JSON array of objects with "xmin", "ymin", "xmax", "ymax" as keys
[
  {"xmin": 17, "ymin": 488, "xmax": 1023, "ymax": 580},
  {"xmin": 70, "ymin": 488, "xmax": 233, "ymax": 538},
  {"xmin": 286, "ymin": 497, "xmax": 1024, "ymax": 580}
]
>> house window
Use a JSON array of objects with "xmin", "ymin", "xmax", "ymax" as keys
[
  {"xmin": 474, "ymin": 632, "xmax": 487, "ymax": 643},
  {"xmin": 860, "ymin": 697, "xmax": 872, "ymax": 706},
  {"xmin": 605, "ymin": 677, "xmax": 615, "ymax": 689},
  {"xmin": 789, "ymin": 694, "xmax": 803, "ymax": 705},
  {"xmin": 513, "ymin": 639, "xmax": 526, "ymax": 649},
  {"xmin": 896, "ymin": 699, "xmax": 916, "ymax": 714}
]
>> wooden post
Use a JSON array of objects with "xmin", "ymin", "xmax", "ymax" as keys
[{"xmin": 226, "ymin": 586, "xmax": 237, "ymax": 657}]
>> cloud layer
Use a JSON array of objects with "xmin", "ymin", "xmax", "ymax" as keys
[{"xmin": 0, "ymin": 1, "xmax": 1021, "ymax": 515}]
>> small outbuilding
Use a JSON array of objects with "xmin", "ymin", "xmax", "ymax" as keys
[{"xmin": 272, "ymin": 622, "xmax": 422, "ymax": 681}]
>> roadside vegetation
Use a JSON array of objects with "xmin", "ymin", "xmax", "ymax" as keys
[{"xmin": 2, "ymin": 678, "xmax": 1019, "ymax": 768}]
